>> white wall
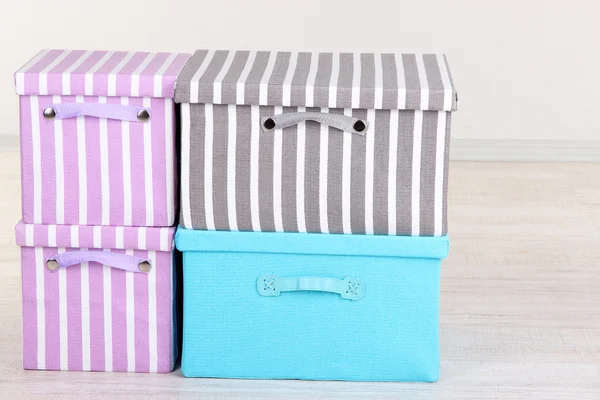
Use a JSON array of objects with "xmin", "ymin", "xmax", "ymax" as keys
[{"xmin": 1, "ymin": 0, "xmax": 599, "ymax": 142}]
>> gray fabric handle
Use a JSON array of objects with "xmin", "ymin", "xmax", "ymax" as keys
[{"xmin": 261, "ymin": 112, "xmax": 368, "ymax": 136}]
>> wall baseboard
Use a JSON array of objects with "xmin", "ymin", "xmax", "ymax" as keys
[{"xmin": 1, "ymin": 132, "xmax": 599, "ymax": 162}]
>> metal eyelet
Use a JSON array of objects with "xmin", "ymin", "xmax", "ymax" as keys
[
  {"xmin": 43, "ymin": 107, "xmax": 56, "ymax": 120},
  {"xmin": 137, "ymin": 109, "xmax": 150, "ymax": 123},
  {"xmin": 353, "ymin": 120, "xmax": 366, "ymax": 132},
  {"xmin": 263, "ymin": 118, "xmax": 276, "ymax": 130},
  {"xmin": 46, "ymin": 259, "xmax": 59, "ymax": 271},
  {"xmin": 138, "ymin": 261, "xmax": 152, "ymax": 273}
]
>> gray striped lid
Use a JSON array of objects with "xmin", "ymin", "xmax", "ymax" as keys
[{"xmin": 174, "ymin": 50, "xmax": 458, "ymax": 111}]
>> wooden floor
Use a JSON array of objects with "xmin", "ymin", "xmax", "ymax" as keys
[{"xmin": 0, "ymin": 152, "xmax": 598, "ymax": 399}]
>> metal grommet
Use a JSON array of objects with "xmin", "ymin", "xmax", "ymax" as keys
[
  {"xmin": 353, "ymin": 120, "xmax": 366, "ymax": 133},
  {"xmin": 263, "ymin": 118, "xmax": 276, "ymax": 130},
  {"xmin": 46, "ymin": 259, "xmax": 59, "ymax": 271},
  {"xmin": 43, "ymin": 107, "xmax": 56, "ymax": 120},
  {"xmin": 138, "ymin": 261, "xmax": 152, "ymax": 273},
  {"xmin": 137, "ymin": 109, "xmax": 150, "ymax": 123}
]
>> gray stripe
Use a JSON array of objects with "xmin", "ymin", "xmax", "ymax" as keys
[
  {"xmin": 372, "ymin": 109, "xmax": 390, "ymax": 235},
  {"xmin": 235, "ymin": 105, "xmax": 253, "ymax": 231},
  {"xmin": 280, "ymin": 106, "xmax": 299, "ymax": 232},
  {"xmin": 188, "ymin": 103, "xmax": 206, "ymax": 229},
  {"xmin": 174, "ymin": 50, "xmax": 208, "ymax": 103},
  {"xmin": 381, "ymin": 53, "xmax": 398, "ymax": 110},
  {"xmin": 244, "ymin": 51, "xmax": 271, "ymax": 105},
  {"xmin": 313, "ymin": 53, "xmax": 333, "ymax": 107},
  {"xmin": 326, "ymin": 108, "xmax": 344, "ymax": 234},
  {"xmin": 197, "ymin": 50, "xmax": 229, "ymax": 103},
  {"xmin": 350, "ymin": 109, "xmax": 367, "ymax": 234},
  {"xmin": 419, "ymin": 111, "xmax": 438, "ymax": 236},
  {"xmin": 442, "ymin": 111, "xmax": 451, "ymax": 235},
  {"xmin": 336, "ymin": 53, "xmax": 354, "ymax": 109},
  {"xmin": 402, "ymin": 54, "xmax": 421, "ymax": 111},
  {"xmin": 396, "ymin": 110, "xmax": 414, "ymax": 235},
  {"xmin": 290, "ymin": 53, "xmax": 312, "ymax": 106},
  {"xmin": 211, "ymin": 104, "xmax": 230, "ymax": 230},
  {"xmin": 267, "ymin": 52, "xmax": 292, "ymax": 105},
  {"xmin": 303, "ymin": 107, "xmax": 321, "ymax": 233},
  {"xmin": 220, "ymin": 51, "xmax": 251, "ymax": 104},
  {"xmin": 258, "ymin": 106, "xmax": 275, "ymax": 231},
  {"xmin": 359, "ymin": 53, "xmax": 375, "ymax": 109},
  {"xmin": 423, "ymin": 54, "xmax": 444, "ymax": 112}
]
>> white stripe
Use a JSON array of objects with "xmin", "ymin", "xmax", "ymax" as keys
[
  {"xmin": 138, "ymin": 226, "xmax": 147, "ymax": 250},
  {"xmin": 249, "ymin": 105, "xmax": 261, "ymax": 231},
  {"xmin": 165, "ymin": 99, "xmax": 175, "ymax": 225},
  {"xmin": 125, "ymin": 249, "xmax": 135, "ymax": 372},
  {"xmin": 412, "ymin": 111, "xmax": 423, "ymax": 236},
  {"xmin": 122, "ymin": 97, "xmax": 132, "ymax": 226},
  {"xmin": 328, "ymin": 53, "xmax": 340, "ymax": 108},
  {"xmin": 30, "ymin": 96, "xmax": 42, "ymax": 224},
  {"xmin": 102, "ymin": 262, "xmax": 113, "ymax": 372},
  {"xmin": 365, "ymin": 108, "xmax": 376, "ymax": 235},
  {"xmin": 236, "ymin": 51, "xmax": 257, "ymax": 105},
  {"xmin": 54, "ymin": 96, "xmax": 65, "ymax": 225},
  {"xmin": 154, "ymin": 53, "xmax": 178, "ymax": 98},
  {"xmin": 259, "ymin": 52, "xmax": 278, "ymax": 105},
  {"xmin": 342, "ymin": 108, "xmax": 353, "ymax": 234},
  {"xmin": 84, "ymin": 51, "xmax": 114, "ymax": 96},
  {"xmin": 115, "ymin": 226, "xmax": 124, "ymax": 249},
  {"xmin": 273, "ymin": 106, "xmax": 284, "ymax": 232},
  {"xmin": 35, "ymin": 246, "xmax": 45, "ymax": 369},
  {"xmin": 437, "ymin": 54, "xmax": 453, "ymax": 111},
  {"xmin": 70, "ymin": 225, "xmax": 79, "ymax": 248},
  {"xmin": 434, "ymin": 111, "xmax": 447, "ymax": 236},
  {"xmin": 108, "ymin": 52, "xmax": 135, "ymax": 97},
  {"xmin": 296, "ymin": 106, "xmax": 307, "ymax": 233},
  {"xmin": 227, "ymin": 105, "xmax": 239, "ymax": 231},
  {"xmin": 58, "ymin": 247, "xmax": 68, "ymax": 370},
  {"xmin": 159, "ymin": 227, "xmax": 169, "ymax": 252},
  {"xmin": 38, "ymin": 50, "xmax": 70, "ymax": 95},
  {"xmin": 395, "ymin": 54, "xmax": 406, "ymax": 109},
  {"xmin": 374, "ymin": 54, "xmax": 383, "ymax": 109},
  {"xmin": 99, "ymin": 96, "xmax": 110, "ymax": 225},
  {"xmin": 180, "ymin": 103, "xmax": 192, "ymax": 228},
  {"xmin": 76, "ymin": 96, "xmax": 87, "ymax": 225},
  {"xmin": 16, "ymin": 49, "xmax": 50, "ymax": 94},
  {"xmin": 415, "ymin": 55, "xmax": 429, "ymax": 110},
  {"xmin": 48, "ymin": 225, "xmax": 57, "ymax": 248},
  {"xmin": 304, "ymin": 53, "xmax": 319, "ymax": 107},
  {"xmin": 282, "ymin": 52, "xmax": 298, "ymax": 107},
  {"xmin": 318, "ymin": 107, "xmax": 329, "ymax": 234},
  {"xmin": 25, "ymin": 224, "xmax": 34, "ymax": 247},
  {"xmin": 190, "ymin": 50, "xmax": 216, "ymax": 102},
  {"xmin": 213, "ymin": 51, "xmax": 237, "ymax": 104},
  {"xmin": 388, "ymin": 110, "xmax": 399, "ymax": 235},
  {"xmin": 93, "ymin": 225, "xmax": 102, "ymax": 248},
  {"xmin": 81, "ymin": 259, "xmax": 91, "ymax": 371},
  {"xmin": 351, "ymin": 53, "xmax": 361, "ymax": 109},
  {"xmin": 143, "ymin": 97, "xmax": 154, "ymax": 226},
  {"xmin": 62, "ymin": 50, "xmax": 94, "ymax": 96},
  {"xmin": 130, "ymin": 53, "xmax": 156, "ymax": 97},
  {"xmin": 148, "ymin": 250, "xmax": 158, "ymax": 372},
  {"xmin": 204, "ymin": 103, "xmax": 215, "ymax": 230}
]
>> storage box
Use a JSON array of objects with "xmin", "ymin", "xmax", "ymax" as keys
[
  {"xmin": 176, "ymin": 228, "xmax": 449, "ymax": 381},
  {"xmin": 175, "ymin": 50, "xmax": 457, "ymax": 236},
  {"xmin": 15, "ymin": 49, "xmax": 191, "ymax": 226},
  {"xmin": 15, "ymin": 222, "xmax": 179, "ymax": 373}
]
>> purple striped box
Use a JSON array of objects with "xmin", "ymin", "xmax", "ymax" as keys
[
  {"xmin": 14, "ymin": 50, "xmax": 191, "ymax": 227},
  {"xmin": 15, "ymin": 222, "xmax": 178, "ymax": 373}
]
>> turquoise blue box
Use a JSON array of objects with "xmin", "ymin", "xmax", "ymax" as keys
[{"xmin": 176, "ymin": 228, "xmax": 449, "ymax": 382}]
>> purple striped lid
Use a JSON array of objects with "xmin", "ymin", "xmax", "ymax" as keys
[
  {"xmin": 14, "ymin": 50, "xmax": 191, "ymax": 98},
  {"xmin": 15, "ymin": 221, "xmax": 175, "ymax": 252}
]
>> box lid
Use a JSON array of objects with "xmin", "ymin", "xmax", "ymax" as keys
[
  {"xmin": 15, "ymin": 221, "xmax": 175, "ymax": 252},
  {"xmin": 15, "ymin": 49, "xmax": 191, "ymax": 98},
  {"xmin": 175, "ymin": 228, "xmax": 449, "ymax": 259},
  {"xmin": 174, "ymin": 50, "xmax": 457, "ymax": 111}
]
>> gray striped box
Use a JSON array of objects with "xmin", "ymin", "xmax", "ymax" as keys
[{"xmin": 175, "ymin": 50, "xmax": 458, "ymax": 236}]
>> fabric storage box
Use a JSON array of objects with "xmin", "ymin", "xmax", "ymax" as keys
[
  {"xmin": 15, "ymin": 49, "xmax": 191, "ymax": 227},
  {"xmin": 15, "ymin": 222, "xmax": 179, "ymax": 373},
  {"xmin": 175, "ymin": 50, "xmax": 457, "ymax": 236},
  {"xmin": 176, "ymin": 228, "xmax": 448, "ymax": 381}
]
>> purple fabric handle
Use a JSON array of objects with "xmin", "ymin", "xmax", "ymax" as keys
[
  {"xmin": 47, "ymin": 250, "xmax": 151, "ymax": 273},
  {"xmin": 50, "ymin": 102, "xmax": 149, "ymax": 122}
]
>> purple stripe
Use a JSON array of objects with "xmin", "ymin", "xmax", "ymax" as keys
[
  {"xmin": 128, "ymin": 97, "xmax": 147, "ymax": 226},
  {"xmin": 44, "ymin": 247, "xmax": 60, "ymax": 370},
  {"xmin": 116, "ymin": 53, "xmax": 149, "ymax": 96},
  {"xmin": 20, "ymin": 96, "xmax": 34, "ymax": 224},
  {"xmin": 21, "ymin": 247, "xmax": 38, "ymax": 369},
  {"xmin": 56, "ymin": 225, "xmax": 71, "ymax": 245},
  {"xmin": 92, "ymin": 52, "xmax": 127, "ymax": 95},
  {"xmin": 101, "ymin": 226, "xmax": 117, "ymax": 250},
  {"xmin": 111, "ymin": 253, "xmax": 127, "ymax": 372},
  {"xmin": 84, "ymin": 96, "xmax": 102, "ymax": 225},
  {"xmin": 40, "ymin": 96, "xmax": 57, "ymax": 224},
  {"xmin": 156, "ymin": 251, "xmax": 172, "ymax": 372},
  {"xmin": 138, "ymin": 53, "xmax": 168, "ymax": 95},
  {"xmin": 69, "ymin": 51, "xmax": 109, "ymax": 95},
  {"xmin": 88, "ymin": 260, "xmax": 105, "ymax": 371},
  {"xmin": 106, "ymin": 96, "xmax": 125, "ymax": 226},
  {"xmin": 66, "ymin": 254, "xmax": 82, "ymax": 370},
  {"xmin": 151, "ymin": 98, "xmax": 168, "ymax": 226},
  {"xmin": 61, "ymin": 96, "xmax": 80, "ymax": 224},
  {"xmin": 134, "ymin": 250, "xmax": 150, "ymax": 372},
  {"xmin": 46, "ymin": 51, "xmax": 86, "ymax": 94}
]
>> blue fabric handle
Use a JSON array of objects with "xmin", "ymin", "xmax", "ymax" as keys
[{"xmin": 257, "ymin": 275, "xmax": 365, "ymax": 301}]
